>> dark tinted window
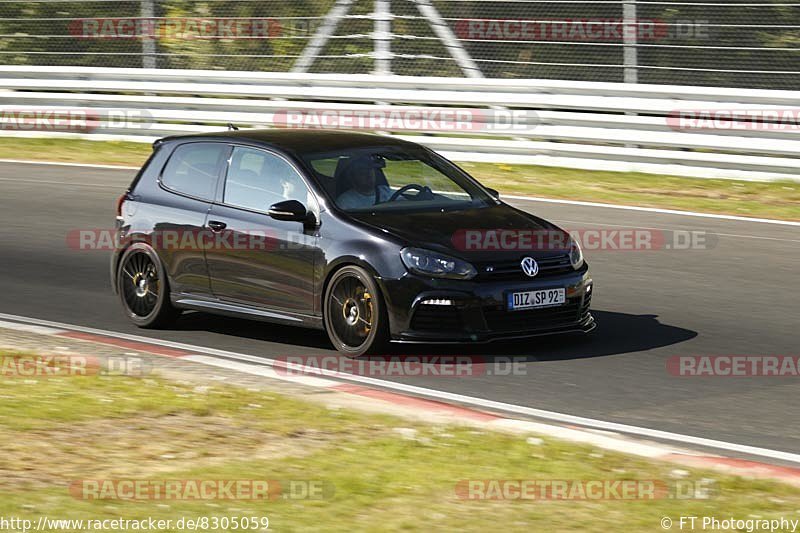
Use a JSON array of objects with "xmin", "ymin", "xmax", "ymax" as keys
[
  {"xmin": 161, "ymin": 143, "xmax": 228, "ymax": 201},
  {"xmin": 301, "ymin": 146, "xmax": 492, "ymax": 213},
  {"xmin": 224, "ymin": 146, "xmax": 310, "ymax": 212}
]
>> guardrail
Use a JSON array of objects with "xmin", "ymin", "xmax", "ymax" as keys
[{"xmin": 0, "ymin": 66, "xmax": 797, "ymax": 181}]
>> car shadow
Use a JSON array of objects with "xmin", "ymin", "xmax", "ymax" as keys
[
  {"xmin": 170, "ymin": 311, "xmax": 333, "ymax": 350},
  {"xmin": 169, "ymin": 309, "xmax": 696, "ymax": 363},
  {"xmin": 382, "ymin": 310, "xmax": 697, "ymax": 362}
]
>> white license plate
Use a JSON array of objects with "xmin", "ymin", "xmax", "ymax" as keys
[{"xmin": 508, "ymin": 288, "xmax": 566, "ymax": 311}]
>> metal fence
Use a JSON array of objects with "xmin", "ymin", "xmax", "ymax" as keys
[{"xmin": 0, "ymin": 1, "xmax": 799, "ymax": 89}]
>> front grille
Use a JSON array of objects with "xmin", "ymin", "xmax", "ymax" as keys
[
  {"xmin": 411, "ymin": 305, "xmax": 462, "ymax": 332},
  {"xmin": 483, "ymin": 300, "xmax": 581, "ymax": 333},
  {"xmin": 477, "ymin": 254, "xmax": 574, "ymax": 282}
]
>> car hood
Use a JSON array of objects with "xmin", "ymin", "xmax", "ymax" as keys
[{"xmin": 347, "ymin": 203, "xmax": 569, "ymax": 261}]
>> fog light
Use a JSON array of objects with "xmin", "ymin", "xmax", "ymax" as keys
[
  {"xmin": 420, "ymin": 298, "xmax": 454, "ymax": 306},
  {"xmin": 586, "ymin": 285, "xmax": 592, "ymax": 294}
]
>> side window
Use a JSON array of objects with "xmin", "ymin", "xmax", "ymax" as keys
[
  {"xmin": 161, "ymin": 143, "xmax": 228, "ymax": 201},
  {"xmin": 224, "ymin": 146, "xmax": 310, "ymax": 212}
]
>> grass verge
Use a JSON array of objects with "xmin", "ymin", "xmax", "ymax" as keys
[
  {"xmin": 0, "ymin": 138, "xmax": 798, "ymax": 221},
  {"xmin": 1, "ymin": 366, "xmax": 800, "ymax": 532}
]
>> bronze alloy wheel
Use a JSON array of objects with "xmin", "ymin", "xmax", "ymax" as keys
[
  {"xmin": 324, "ymin": 266, "xmax": 389, "ymax": 357},
  {"xmin": 117, "ymin": 243, "xmax": 180, "ymax": 328}
]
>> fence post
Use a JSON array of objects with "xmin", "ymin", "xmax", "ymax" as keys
[
  {"xmin": 413, "ymin": 0, "xmax": 483, "ymax": 78},
  {"xmin": 623, "ymin": 0, "xmax": 638, "ymax": 83},
  {"xmin": 141, "ymin": 0, "xmax": 156, "ymax": 69},
  {"xmin": 373, "ymin": 0, "xmax": 392, "ymax": 75},
  {"xmin": 291, "ymin": 0, "xmax": 354, "ymax": 73}
]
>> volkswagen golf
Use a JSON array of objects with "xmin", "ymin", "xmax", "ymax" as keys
[{"xmin": 112, "ymin": 130, "xmax": 594, "ymax": 356}]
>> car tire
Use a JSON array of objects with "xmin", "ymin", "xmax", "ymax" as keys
[
  {"xmin": 116, "ymin": 243, "xmax": 181, "ymax": 328},
  {"xmin": 323, "ymin": 265, "xmax": 389, "ymax": 357}
]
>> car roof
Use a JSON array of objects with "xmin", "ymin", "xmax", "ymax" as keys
[{"xmin": 160, "ymin": 129, "xmax": 419, "ymax": 156}]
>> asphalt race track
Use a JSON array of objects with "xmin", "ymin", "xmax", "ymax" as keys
[{"xmin": 1, "ymin": 161, "xmax": 798, "ymax": 457}]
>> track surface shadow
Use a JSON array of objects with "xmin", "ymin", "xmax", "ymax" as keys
[
  {"xmin": 169, "ymin": 311, "xmax": 333, "ymax": 350},
  {"xmin": 166, "ymin": 309, "xmax": 697, "ymax": 363}
]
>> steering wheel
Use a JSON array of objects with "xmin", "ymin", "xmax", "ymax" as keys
[{"xmin": 388, "ymin": 184, "xmax": 433, "ymax": 202}]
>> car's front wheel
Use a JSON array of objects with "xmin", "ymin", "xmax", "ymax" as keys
[
  {"xmin": 117, "ymin": 243, "xmax": 181, "ymax": 328},
  {"xmin": 323, "ymin": 266, "xmax": 389, "ymax": 357}
]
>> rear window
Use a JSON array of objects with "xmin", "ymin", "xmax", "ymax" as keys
[{"xmin": 160, "ymin": 142, "xmax": 229, "ymax": 201}]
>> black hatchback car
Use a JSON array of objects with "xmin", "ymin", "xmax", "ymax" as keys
[{"xmin": 112, "ymin": 130, "xmax": 594, "ymax": 356}]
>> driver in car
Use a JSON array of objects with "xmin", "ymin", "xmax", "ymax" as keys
[{"xmin": 336, "ymin": 155, "xmax": 396, "ymax": 210}]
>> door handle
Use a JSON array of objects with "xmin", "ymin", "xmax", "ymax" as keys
[{"xmin": 207, "ymin": 220, "xmax": 227, "ymax": 232}]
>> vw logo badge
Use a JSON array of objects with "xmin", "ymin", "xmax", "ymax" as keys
[{"xmin": 521, "ymin": 257, "xmax": 539, "ymax": 278}]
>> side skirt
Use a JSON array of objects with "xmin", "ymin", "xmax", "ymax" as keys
[{"xmin": 171, "ymin": 294, "xmax": 324, "ymax": 330}]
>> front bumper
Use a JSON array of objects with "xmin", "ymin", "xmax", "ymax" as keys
[{"xmin": 378, "ymin": 266, "xmax": 594, "ymax": 343}]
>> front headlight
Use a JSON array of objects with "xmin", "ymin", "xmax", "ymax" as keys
[
  {"xmin": 401, "ymin": 247, "xmax": 477, "ymax": 280},
  {"xmin": 569, "ymin": 237, "xmax": 584, "ymax": 269}
]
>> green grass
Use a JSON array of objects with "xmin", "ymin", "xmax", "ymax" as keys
[
  {"xmin": 0, "ymin": 138, "xmax": 153, "ymax": 167},
  {"xmin": 460, "ymin": 161, "xmax": 800, "ymax": 221},
  {"xmin": 0, "ymin": 137, "xmax": 798, "ymax": 220},
  {"xmin": 2, "ymin": 371, "xmax": 800, "ymax": 532}
]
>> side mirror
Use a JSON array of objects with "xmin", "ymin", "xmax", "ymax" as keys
[
  {"xmin": 268, "ymin": 200, "xmax": 308, "ymax": 222},
  {"xmin": 486, "ymin": 188, "xmax": 500, "ymax": 199}
]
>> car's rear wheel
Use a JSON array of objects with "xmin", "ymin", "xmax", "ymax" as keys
[
  {"xmin": 117, "ymin": 243, "xmax": 180, "ymax": 328},
  {"xmin": 324, "ymin": 266, "xmax": 389, "ymax": 357}
]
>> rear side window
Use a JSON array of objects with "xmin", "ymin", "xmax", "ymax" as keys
[{"xmin": 160, "ymin": 142, "xmax": 229, "ymax": 201}]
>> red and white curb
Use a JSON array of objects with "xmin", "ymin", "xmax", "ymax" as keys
[{"xmin": 2, "ymin": 312, "xmax": 800, "ymax": 485}]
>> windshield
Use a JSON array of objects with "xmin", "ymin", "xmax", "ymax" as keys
[{"xmin": 301, "ymin": 146, "xmax": 494, "ymax": 213}]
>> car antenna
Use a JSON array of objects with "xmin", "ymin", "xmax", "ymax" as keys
[{"xmin": 227, "ymin": 123, "xmax": 239, "ymax": 131}]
